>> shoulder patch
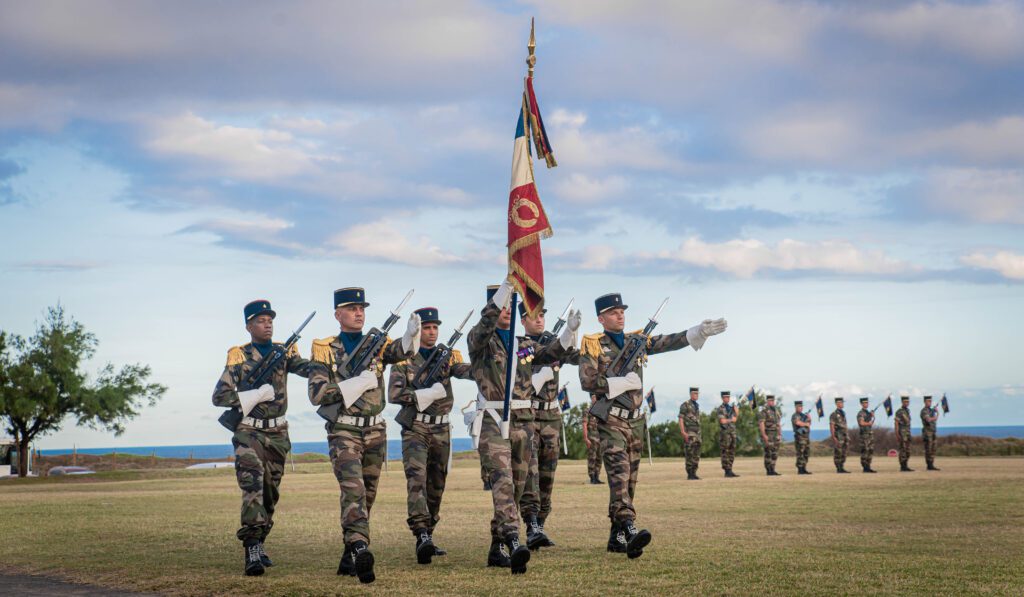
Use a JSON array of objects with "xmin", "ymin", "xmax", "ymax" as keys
[
  {"xmin": 311, "ymin": 337, "xmax": 336, "ymax": 365},
  {"xmin": 226, "ymin": 346, "xmax": 246, "ymax": 367},
  {"xmin": 581, "ymin": 333, "xmax": 604, "ymax": 359},
  {"xmin": 450, "ymin": 349, "xmax": 464, "ymax": 365}
]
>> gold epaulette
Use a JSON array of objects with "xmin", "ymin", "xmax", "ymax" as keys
[
  {"xmin": 581, "ymin": 333, "xmax": 604, "ymax": 358},
  {"xmin": 226, "ymin": 346, "xmax": 246, "ymax": 367},
  {"xmin": 311, "ymin": 337, "xmax": 336, "ymax": 365},
  {"xmin": 450, "ymin": 349, "xmax": 464, "ymax": 365}
]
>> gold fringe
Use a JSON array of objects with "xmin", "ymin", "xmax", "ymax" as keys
[
  {"xmin": 311, "ymin": 337, "xmax": 336, "ymax": 365},
  {"xmin": 581, "ymin": 333, "xmax": 604, "ymax": 359},
  {"xmin": 450, "ymin": 349, "xmax": 464, "ymax": 365},
  {"xmin": 226, "ymin": 346, "xmax": 245, "ymax": 367},
  {"xmin": 630, "ymin": 329, "xmax": 652, "ymax": 348},
  {"xmin": 286, "ymin": 343, "xmax": 300, "ymax": 358},
  {"xmin": 379, "ymin": 336, "xmax": 392, "ymax": 357}
]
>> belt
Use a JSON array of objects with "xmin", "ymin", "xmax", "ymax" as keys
[
  {"xmin": 609, "ymin": 406, "xmax": 643, "ymax": 420},
  {"xmin": 510, "ymin": 399, "xmax": 532, "ymax": 410},
  {"xmin": 415, "ymin": 413, "xmax": 450, "ymax": 425},
  {"xmin": 336, "ymin": 414, "xmax": 384, "ymax": 427},
  {"xmin": 532, "ymin": 399, "xmax": 560, "ymax": 411},
  {"xmin": 241, "ymin": 416, "xmax": 286, "ymax": 429}
]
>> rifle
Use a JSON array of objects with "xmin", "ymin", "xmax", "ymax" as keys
[
  {"xmin": 219, "ymin": 310, "xmax": 316, "ymax": 431},
  {"xmin": 395, "ymin": 310, "xmax": 473, "ymax": 430},
  {"xmin": 537, "ymin": 298, "xmax": 574, "ymax": 345}
]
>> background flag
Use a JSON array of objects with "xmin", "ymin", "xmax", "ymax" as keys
[
  {"xmin": 815, "ymin": 395, "xmax": 825, "ymax": 419},
  {"xmin": 941, "ymin": 393, "xmax": 950, "ymax": 414},
  {"xmin": 883, "ymin": 395, "xmax": 893, "ymax": 417},
  {"xmin": 645, "ymin": 388, "xmax": 656, "ymax": 413},
  {"xmin": 745, "ymin": 386, "xmax": 757, "ymax": 409},
  {"xmin": 557, "ymin": 384, "xmax": 571, "ymax": 412}
]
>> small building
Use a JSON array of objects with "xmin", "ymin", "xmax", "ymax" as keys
[{"xmin": 0, "ymin": 438, "xmax": 33, "ymax": 477}]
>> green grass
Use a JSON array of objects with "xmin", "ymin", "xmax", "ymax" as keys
[{"xmin": 2, "ymin": 456, "xmax": 1022, "ymax": 596}]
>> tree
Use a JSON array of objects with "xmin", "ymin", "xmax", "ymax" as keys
[{"xmin": 0, "ymin": 305, "xmax": 166, "ymax": 477}]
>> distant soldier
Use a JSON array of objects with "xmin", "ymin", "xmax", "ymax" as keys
[
  {"xmin": 584, "ymin": 396, "xmax": 603, "ymax": 484},
  {"xmin": 308, "ymin": 287, "xmax": 420, "ymax": 584},
  {"xmin": 856, "ymin": 397, "xmax": 877, "ymax": 473},
  {"xmin": 830, "ymin": 397, "xmax": 850, "ymax": 473},
  {"xmin": 387, "ymin": 307, "xmax": 473, "ymax": 564},
  {"xmin": 716, "ymin": 391, "xmax": 739, "ymax": 478},
  {"xmin": 758, "ymin": 394, "xmax": 782, "ymax": 476},
  {"xmin": 895, "ymin": 395, "xmax": 913, "ymax": 472},
  {"xmin": 791, "ymin": 400, "xmax": 812, "ymax": 475},
  {"xmin": 213, "ymin": 300, "xmax": 311, "ymax": 577},
  {"xmin": 678, "ymin": 387, "xmax": 702, "ymax": 480},
  {"xmin": 921, "ymin": 396, "xmax": 940, "ymax": 471}
]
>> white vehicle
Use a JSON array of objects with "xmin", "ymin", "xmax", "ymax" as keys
[{"xmin": 0, "ymin": 438, "xmax": 33, "ymax": 477}]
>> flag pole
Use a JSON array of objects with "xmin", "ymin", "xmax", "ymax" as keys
[{"xmin": 500, "ymin": 291, "xmax": 518, "ymax": 440}]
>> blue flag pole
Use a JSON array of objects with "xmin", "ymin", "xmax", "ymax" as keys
[{"xmin": 501, "ymin": 292, "xmax": 519, "ymax": 440}]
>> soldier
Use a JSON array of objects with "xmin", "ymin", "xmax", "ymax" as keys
[
  {"xmin": 579, "ymin": 292, "xmax": 727, "ymax": 558},
  {"xmin": 465, "ymin": 281, "xmax": 579, "ymax": 574},
  {"xmin": 388, "ymin": 307, "xmax": 473, "ymax": 565},
  {"xmin": 758, "ymin": 394, "xmax": 782, "ymax": 476},
  {"xmin": 830, "ymin": 397, "xmax": 850, "ymax": 473},
  {"xmin": 895, "ymin": 395, "xmax": 913, "ymax": 472},
  {"xmin": 520, "ymin": 303, "xmax": 580, "ymax": 550},
  {"xmin": 921, "ymin": 396, "xmax": 940, "ymax": 471},
  {"xmin": 308, "ymin": 287, "xmax": 420, "ymax": 584},
  {"xmin": 791, "ymin": 400, "xmax": 812, "ymax": 475},
  {"xmin": 584, "ymin": 396, "xmax": 603, "ymax": 484},
  {"xmin": 716, "ymin": 391, "xmax": 739, "ymax": 478},
  {"xmin": 678, "ymin": 387, "xmax": 702, "ymax": 480},
  {"xmin": 212, "ymin": 300, "xmax": 311, "ymax": 576},
  {"xmin": 856, "ymin": 397, "xmax": 877, "ymax": 473}
]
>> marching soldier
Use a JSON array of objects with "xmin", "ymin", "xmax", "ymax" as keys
[
  {"xmin": 830, "ymin": 397, "xmax": 850, "ymax": 473},
  {"xmin": 758, "ymin": 394, "xmax": 782, "ymax": 476},
  {"xmin": 388, "ymin": 307, "xmax": 473, "ymax": 564},
  {"xmin": 857, "ymin": 397, "xmax": 877, "ymax": 473},
  {"xmin": 579, "ymin": 292, "xmax": 727, "ymax": 558},
  {"xmin": 584, "ymin": 396, "xmax": 603, "ymax": 484},
  {"xmin": 465, "ymin": 281, "xmax": 579, "ymax": 574},
  {"xmin": 921, "ymin": 396, "xmax": 940, "ymax": 471},
  {"xmin": 212, "ymin": 300, "xmax": 311, "ymax": 576},
  {"xmin": 791, "ymin": 400, "xmax": 812, "ymax": 475},
  {"xmin": 717, "ymin": 391, "xmax": 739, "ymax": 478},
  {"xmin": 895, "ymin": 395, "xmax": 913, "ymax": 472},
  {"xmin": 308, "ymin": 287, "xmax": 420, "ymax": 584},
  {"xmin": 520, "ymin": 303, "xmax": 581, "ymax": 550},
  {"xmin": 678, "ymin": 387, "xmax": 702, "ymax": 480}
]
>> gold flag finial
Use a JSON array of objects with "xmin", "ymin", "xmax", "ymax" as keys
[{"xmin": 527, "ymin": 17, "xmax": 536, "ymax": 78}]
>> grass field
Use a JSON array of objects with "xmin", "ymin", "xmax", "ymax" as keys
[{"xmin": 2, "ymin": 456, "xmax": 1022, "ymax": 596}]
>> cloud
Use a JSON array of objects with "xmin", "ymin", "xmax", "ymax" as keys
[
  {"xmin": 960, "ymin": 249, "xmax": 1024, "ymax": 280},
  {"xmin": 916, "ymin": 168, "xmax": 1024, "ymax": 225},
  {"xmin": 178, "ymin": 213, "xmax": 309, "ymax": 256},
  {"xmin": 908, "ymin": 116, "xmax": 1024, "ymax": 165},
  {"xmin": 327, "ymin": 217, "xmax": 464, "ymax": 267},
  {"xmin": 552, "ymin": 172, "xmax": 628, "ymax": 204},
  {"xmin": 0, "ymin": 156, "xmax": 24, "ymax": 205},
  {"xmin": 13, "ymin": 260, "xmax": 101, "ymax": 272}
]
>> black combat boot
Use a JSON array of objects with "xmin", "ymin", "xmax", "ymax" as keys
[
  {"xmin": 798, "ymin": 466, "xmax": 809, "ymax": 475},
  {"xmin": 350, "ymin": 540, "xmax": 375, "ymax": 584},
  {"xmin": 900, "ymin": 464, "xmax": 914, "ymax": 472},
  {"xmin": 430, "ymin": 529, "xmax": 447, "ymax": 556},
  {"xmin": 257, "ymin": 541, "xmax": 273, "ymax": 567},
  {"xmin": 724, "ymin": 469, "xmax": 739, "ymax": 478},
  {"xmin": 487, "ymin": 537, "xmax": 511, "ymax": 567},
  {"xmin": 337, "ymin": 544, "xmax": 355, "ymax": 577},
  {"xmin": 607, "ymin": 522, "xmax": 627, "ymax": 553},
  {"xmin": 837, "ymin": 466, "xmax": 850, "ymax": 474},
  {"xmin": 767, "ymin": 466, "xmax": 781, "ymax": 476},
  {"xmin": 414, "ymin": 529, "xmax": 435, "ymax": 565},
  {"xmin": 863, "ymin": 465, "xmax": 876, "ymax": 473},
  {"xmin": 622, "ymin": 520, "xmax": 651, "ymax": 560},
  {"xmin": 504, "ymin": 533, "xmax": 530, "ymax": 574},
  {"xmin": 686, "ymin": 470, "xmax": 698, "ymax": 480},
  {"xmin": 243, "ymin": 540, "xmax": 265, "ymax": 577},
  {"xmin": 483, "ymin": 480, "xmax": 492, "ymax": 490},
  {"xmin": 537, "ymin": 518, "xmax": 555, "ymax": 547},
  {"xmin": 525, "ymin": 516, "xmax": 552, "ymax": 550},
  {"xmin": 927, "ymin": 463, "xmax": 939, "ymax": 471},
  {"xmin": 592, "ymin": 475, "xmax": 603, "ymax": 485}
]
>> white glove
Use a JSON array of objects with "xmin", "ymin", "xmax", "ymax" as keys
[
  {"xmin": 237, "ymin": 383, "xmax": 275, "ymax": 417},
  {"xmin": 461, "ymin": 401, "xmax": 476, "ymax": 428},
  {"xmin": 402, "ymin": 312, "xmax": 422, "ymax": 353},
  {"xmin": 415, "ymin": 382, "xmax": 447, "ymax": 411},
  {"xmin": 686, "ymin": 318, "xmax": 728, "ymax": 351},
  {"xmin": 606, "ymin": 372, "xmax": 642, "ymax": 400},
  {"xmin": 337, "ymin": 369, "xmax": 379, "ymax": 408},
  {"xmin": 491, "ymin": 279, "xmax": 513, "ymax": 310},
  {"xmin": 531, "ymin": 366, "xmax": 555, "ymax": 393},
  {"xmin": 559, "ymin": 309, "xmax": 582, "ymax": 349}
]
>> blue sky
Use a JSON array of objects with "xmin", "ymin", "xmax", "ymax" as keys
[{"xmin": 1, "ymin": 1, "xmax": 1022, "ymax": 449}]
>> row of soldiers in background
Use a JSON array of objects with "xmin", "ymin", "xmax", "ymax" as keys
[{"xmin": 677, "ymin": 391, "xmax": 944, "ymax": 478}]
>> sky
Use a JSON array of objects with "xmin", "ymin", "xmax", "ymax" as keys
[{"xmin": 1, "ymin": 0, "xmax": 1022, "ymax": 449}]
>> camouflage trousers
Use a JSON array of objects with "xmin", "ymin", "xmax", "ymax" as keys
[
  {"xmin": 600, "ymin": 417, "xmax": 645, "ymax": 523},
  {"xmin": 898, "ymin": 431, "xmax": 912, "ymax": 466},
  {"xmin": 522, "ymin": 417, "xmax": 561, "ymax": 522},
  {"xmin": 923, "ymin": 428, "xmax": 937, "ymax": 465},
  {"xmin": 833, "ymin": 434, "xmax": 848, "ymax": 469},
  {"xmin": 401, "ymin": 421, "xmax": 450, "ymax": 533},
  {"xmin": 859, "ymin": 431, "xmax": 874, "ymax": 468},
  {"xmin": 586, "ymin": 420, "xmax": 603, "ymax": 480},
  {"xmin": 684, "ymin": 432, "xmax": 702, "ymax": 474},
  {"xmin": 719, "ymin": 428, "xmax": 736, "ymax": 470},
  {"xmin": 762, "ymin": 434, "xmax": 780, "ymax": 470},
  {"xmin": 794, "ymin": 433, "xmax": 810, "ymax": 468},
  {"xmin": 477, "ymin": 415, "xmax": 522, "ymax": 540},
  {"xmin": 328, "ymin": 424, "xmax": 386, "ymax": 545},
  {"xmin": 232, "ymin": 427, "xmax": 290, "ymax": 543}
]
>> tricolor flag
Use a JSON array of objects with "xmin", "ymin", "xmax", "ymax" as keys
[
  {"xmin": 645, "ymin": 388, "xmax": 656, "ymax": 414},
  {"xmin": 744, "ymin": 386, "xmax": 757, "ymax": 409},
  {"xmin": 883, "ymin": 395, "xmax": 894, "ymax": 417},
  {"xmin": 815, "ymin": 395, "xmax": 825, "ymax": 419},
  {"xmin": 557, "ymin": 384, "xmax": 571, "ymax": 412},
  {"xmin": 941, "ymin": 393, "xmax": 950, "ymax": 414}
]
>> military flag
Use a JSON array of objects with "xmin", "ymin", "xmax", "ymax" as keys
[
  {"xmin": 644, "ymin": 387, "xmax": 656, "ymax": 414},
  {"xmin": 557, "ymin": 383, "xmax": 571, "ymax": 412},
  {"xmin": 744, "ymin": 386, "xmax": 757, "ymax": 409},
  {"xmin": 815, "ymin": 395, "xmax": 825, "ymax": 419},
  {"xmin": 883, "ymin": 394, "xmax": 893, "ymax": 417},
  {"xmin": 941, "ymin": 393, "xmax": 950, "ymax": 414}
]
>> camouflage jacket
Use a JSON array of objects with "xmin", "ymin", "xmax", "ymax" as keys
[
  {"xmin": 679, "ymin": 400, "xmax": 701, "ymax": 432},
  {"xmin": 212, "ymin": 342, "xmax": 311, "ymax": 427},
  {"xmin": 895, "ymin": 406, "xmax": 912, "ymax": 433},
  {"xmin": 388, "ymin": 348, "xmax": 472, "ymax": 416},
  {"xmin": 758, "ymin": 406, "xmax": 781, "ymax": 432},
  {"xmin": 857, "ymin": 408, "xmax": 875, "ymax": 434},
  {"xmin": 791, "ymin": 411, "xmax": 811, "ymax": 436},
  {"xmin": 716, "ymin": 403, "xmax": 738, "ymax": 430},
  {"xmin": 307, "ymin": 332, "xmax": 414, "ymax": 432},
  {"xmin": 578, "ymin": 328, "xmax": 689, "ymax": 411},
  {"xmin": 467, "ymin": 302, "xmax": 567, "ymax": 424},
  {"xmin": 920, "ymin": 406, "xmax": 938, "ymax": 431},
  {"xmin": 527, "ymin": 340, "xmax": 580, "ymax": 422},
  {"xmin": 830, "ymin": 409, "xmax": 847, "ymax": 435}
]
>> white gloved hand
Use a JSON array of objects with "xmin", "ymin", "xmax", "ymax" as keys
[
  {"xmin": 415, "ymin": 382, "xmax": 447, "ymax": 411},
  {"xmin": 337, "ymin": 369, "xmax": 379, "ymax": 408},
  {"xmin": 461, "ymin": 401, "xmax": 476, "ymax": 428},
  {"xmin": 559, "ymin": 309, "xmax": 582, "ymax": 349},
  {"xmin": 531, "ymin": 366, "xmax": 555, "ymax": 393},
  {"xmin": 686, "ymin": 317, "xmax": 728, "ymax": 351},
  {"xmin": 402, "ymin": 312, "xmax": 422, "ymax": 353},
  {"xmin": 606, "ymin": 371, "xmax": 643, "ymax": 400},
  {"xmin": 237, "ymin": 383, "xmax": 275, "ymax": 417},
  {"xmin": 491, "ymin": 279, "xmax": 513, "ymax": 310}
]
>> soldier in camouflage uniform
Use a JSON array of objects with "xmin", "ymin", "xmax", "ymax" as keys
[
  {"xmin": 308, "ymin": 287, "xmax": 420, "ymax": 584},
  {"xmin": 717, "ymin": 391, "xmax": 739, "ymax": 477},
  {"xmin": 757, "ymin": 395, "xmax": 782, "ymax": 476},
  {"xmin": 520, "ymin": 303, "xmax": 581, "ymax": 550},
  {"xmin": 212, "ymin": 300, "xmax": 311, "ymax": 576},
  {"xmin": 791, "ymin": 400, "xmax": 812, "ymax": 475},
  {"xmin": 856, "ymin": 397, "xmax": 877, "ymax": 473},
  {"xmin": 580, "ymin": 292, "xmax": 727, "ymax": 559},
  {"xmin": 584, "ymin": 397, "xmax": 603, "ymax": 484},
  {"xmin": 921, "ymin": 396, "xmax": 940, "ymax": 471},
  {"xmin": 678, "ymin": 387, "xmax": 702, "ymax": 480},
  {"xmin": 388, "ymin": 307, "xmax": 473, "ymax": 565},
  {"xmin": 465, "ymin": 281, "xmax": 578, "ymax": 574},
  {"xmin": 895, "ymin": 395, "xmax": 913, "ymax": 472},
  {"xmin": 830, "ymin": 397, "xmax": 850, "ymax": 473}
]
